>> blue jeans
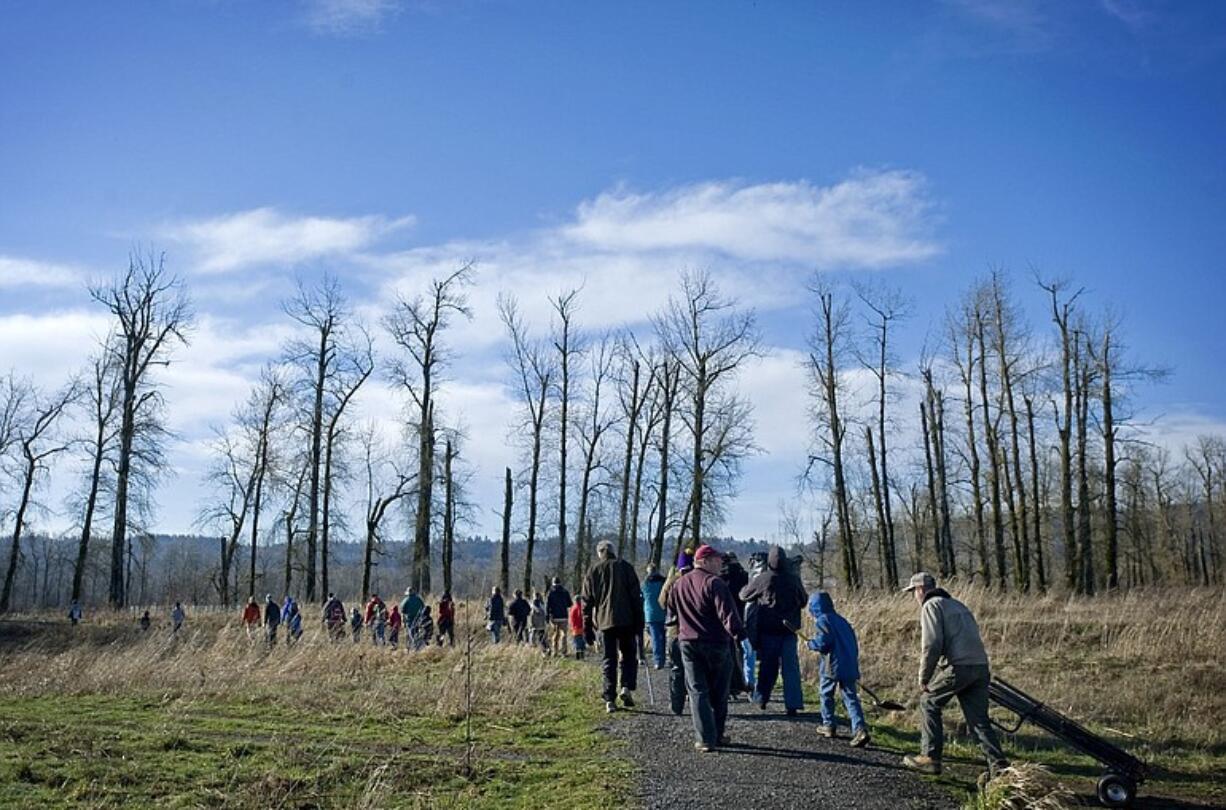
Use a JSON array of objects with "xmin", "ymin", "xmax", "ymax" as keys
[
  {"xmin": 489, "ymin": 622, "xmax": 502, "ymax": 644},
  {"xmin": 646, "ymin": 622, "xmax": 667, "ymax": 668},
  {"xmin": 741, "ymin": 638, "xmax": 756, "ymax": 691},
  {"xmin": 680, "ymin": 640, "xmax": 733, "ymax": 746},
  {"xmin": 755, "ymin": 632, "xmax": 803, "ymax": 710},
  {"xmin": 820, "ymin": 673, "xmax": 866, "ymax": 733}
]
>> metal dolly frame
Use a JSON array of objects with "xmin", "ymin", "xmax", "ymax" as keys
[{"xmin": 988, "ymin": 676, "xmax": 1148, "ymax": 808}]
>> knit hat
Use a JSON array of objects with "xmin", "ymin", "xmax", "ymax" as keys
[{"xmin": 675, "ymin": 550, "xmax": 694, "ymax": 570}]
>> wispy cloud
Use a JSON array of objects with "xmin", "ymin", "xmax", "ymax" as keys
[
  {"xmin": 301, "ymin": 0, "xmax": 402, "ymax": 36},
  {"xmin": 1100, "ymin": 0, "xmax": 1155, "ymax": 31},
  {"xmin": 564, "ymin": 171, "xmax": 941, "ymax": 268},
  {"xmin": 163, "ymin": 207, "xmax": 415, "ymax": 274},
  {"xmin": 0, "ymin": 255, "xmax": 86, "ymax": 290}
]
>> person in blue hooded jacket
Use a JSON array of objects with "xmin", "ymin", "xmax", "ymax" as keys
[
  {"xmin": 807, "ymin": 591, "xmax": 869, "ymax": 747},
  {"xmin": 641, "ymin": 563, "xmax": 667, "ymax": 669}
]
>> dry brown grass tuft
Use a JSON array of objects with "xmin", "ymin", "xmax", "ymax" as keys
[{"xmin": 976, "ymin": 763, "xmax": 1080, "ymax": 809}]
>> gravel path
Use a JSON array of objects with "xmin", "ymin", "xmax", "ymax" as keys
[{"xmin": 604, "ymin": 662, "xmax": 956, "ymax": 810}]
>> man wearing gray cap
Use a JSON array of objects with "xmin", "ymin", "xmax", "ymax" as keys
[
  {"xmin": 582, "ymin": 539, "xmax": 645, "ymax": 713},
  {"xmin": 901, "ymin": 572, "xmax": 1008, "ymax": 777}
]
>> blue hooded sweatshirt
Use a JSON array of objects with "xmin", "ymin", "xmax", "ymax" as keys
[{"xmin": 807, "ymin": 591, "xmax": 860, "ymax": 684}]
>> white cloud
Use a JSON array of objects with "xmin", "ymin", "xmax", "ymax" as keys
[
  {"xmin": 0, "ymin": 256, "xmax": 86, "ymax": 290},
  {"xmin": 0, "ymin": 310, "xmax": 112, "ymax": 385},
  {"xmin": 302, "ymin": 0, "xmax": 402, "ymax": 36},
  {"xmin": 164, "ymin": 207, "xmax": 415, "ymax": 274},
  {"xmin": 564, "ymin": 171, "xmax": 941, "ymax": 268}
]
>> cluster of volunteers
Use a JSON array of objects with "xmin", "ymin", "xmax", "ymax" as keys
[{"xmin": 68, "ymin": 538, "xmax": 1007, "ymax": 779}]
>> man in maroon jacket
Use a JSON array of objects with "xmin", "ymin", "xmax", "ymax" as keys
[{"xmin": 666, "ymin": 543, "xmax": 746, "ymax": 752}]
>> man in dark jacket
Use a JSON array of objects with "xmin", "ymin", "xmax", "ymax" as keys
[
  {"xmin": 263, "ymin": 594, "xmax": 281, "ymax": 646},
  {"xmin": 508, "ymin": 589, "xmax": 532, "ymax": 643},
  {"xmin": 582, "ymin": 540, "xmax": 644, "ymax": 713},
  {"xmin": 545, "ymin": 578, "xmax": 573, "ymax": 656},
  {"xmin": 486, "ymin": 586, "xmax": 506, "ymax": 644},
  {"xmin": 667, "ymin": 544, "xmax": 745, "ymax": 752},
  {"xmin": 740, "ymin": 545, "xmax": 807, "ymax": 715},
  {"xmin": 901, "ymin": 572, "xmax": 1008, "ymax": 777},
  {"xmin": 807, "ymin": 591, "xmax": 869, "ymax": 746}
]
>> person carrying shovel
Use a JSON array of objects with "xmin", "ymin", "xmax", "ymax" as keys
[{"xmin": 805, "ymin": 591, "xmax": 870, "ymax": 747}]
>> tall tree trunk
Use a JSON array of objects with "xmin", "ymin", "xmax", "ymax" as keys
[
  {"xmin": 556, "ymin": 329, "xmax": 571, "ymax": 579},
  {"xmin": 1074, "ymin": 333, "xmax": 1095, "ymax": 595},
  {"xmin": 73, "ymin": 430, "xmax": 106, "ymax": 603},
  {"xmin": 1101, "ymin": 331, "xmax": 1120, "ymax": 590},
  {"xmin": 109, "ymin": 398, "xmax": 135, "ymax": 608},
  {"xmin": 976, "ymin": 312, "xmax": 1008, "ymax": 590},
  {"xmin": 617, "ymin": 360, "xmax": 640, "ymax": 558},
  {"xmin": 960, "ymin": 331, "xmax": 989, "ymax": 584},
  {"xmin": 920, "ymin": 399, "xmax": 939, "ymax": 574},
  {"xmin": 689, "ymin": 364, "xmax": 707, "ymax": 552},
  {"xmin": 523, "ymin": 422, "xmax": 543, "ymax": 593},
  {"xmin": 651, "ymin": 364, "xmax": 677, "ymax": 569},
  {"xmin": 1025, "ymin": 397, "xmax": 1047, "ymax": 591},
  {"xmin": 500, "ymin": 465, "xmax": 511, "ymax": 594},
  {"xmin": 443, "ymin": 441, "xmax": 456, "ymax": 596},
  {"xmin": 306, "ymin": 328, "xmax": 327, "ymax": 603},
  {"xmin": 321, "ymin": 434, "xmax": 335, "ymax": 600},
  {"xmin": 413, "ymin": 400, "xmax": 435, "ymax": 594},
  {"xmin": 865, "ymin": 426, "xmax": 889, "ymax": 588}
]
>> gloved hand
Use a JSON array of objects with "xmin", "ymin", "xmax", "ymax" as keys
[{"xmin": 807, "ymin": 639, "xmax": 821, "ymax": 652}]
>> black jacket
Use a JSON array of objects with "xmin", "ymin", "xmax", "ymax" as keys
[
  {"xmin": 739, "ymin": 546, "xmax": 807, "ymax": 637},
  {"xmin": 545, "ymin": 585, "xmax": 572, "ymax": 620},
  {"xmin": 508, "ymin": 596, "xmax": 531, "ymax": 624}
]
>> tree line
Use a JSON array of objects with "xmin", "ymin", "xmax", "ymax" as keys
[{"xmin": 0, "ymin": 256, "xmax": 1222, "ymax": 612}]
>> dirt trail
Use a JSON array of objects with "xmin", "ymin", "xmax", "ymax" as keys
[{"xmin": 604, "ymin": 663, "xmax": 955, "ymax": 810}]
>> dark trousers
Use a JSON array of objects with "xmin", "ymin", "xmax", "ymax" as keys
[
  {"xmin": 669, "ymin": 636, "xmax": 687, "ymax": 714},
  {"xmin": 681, "ymin": 639, "xmax": 733, "ymax": 746},
  {"xmin": 601, "ymin": 627, "xmax": 639, "ymax": 701},
  {"xmin": 920, "ymin": 664, "xmax": 1008, "ymax": 769}
]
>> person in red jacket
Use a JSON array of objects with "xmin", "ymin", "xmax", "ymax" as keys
[
  {"xmin": 437, "ymin": 592, "xmax": 456, "ymax": 647},
  {"xmin": 569, "ymin": 596, "xmax": 587, "ymax": 660},
  {"xmin": 387, "ymin": 604, "xmax": 403, "ymax": 649},
  {"xmin": 241, "ymin": 597, "xmax": 261, "ymax": 639}
]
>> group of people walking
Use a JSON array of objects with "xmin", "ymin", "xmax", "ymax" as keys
[
  {"xmin": 238, "ymin": 587, "xmax": 458, "ymax": 650},
  {"xmin": 573, "ymin": 538, "xmax": 1009, "ymax": 778}
]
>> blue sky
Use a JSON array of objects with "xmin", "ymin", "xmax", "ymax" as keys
[{"xmin": 1, "ymin": 0, "xmax": 1224, "ymax": 541}]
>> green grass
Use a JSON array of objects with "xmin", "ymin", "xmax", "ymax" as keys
[{"xmin": 0, "ymin": 658, "xmax": 631, "ymax": 809}]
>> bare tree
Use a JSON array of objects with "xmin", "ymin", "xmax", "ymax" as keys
[
  {"xmin": 358, "ymin": 424, "xmax": 414, "ymax": 601},
  {"xmin": 498, "ymin": 294, "xmax": 554, "ymax": 592},
  {"xmin": 320, "ymin": 328, "xmax": 373, "ymax": 598},
  {"xmin": 572, "ymin": 334, "xmax": 619, "ymax": 584},
  {"xmin": 551, "ymin": 287, "xmax": 582, "ymax": 580},
  {"xmin": 2, "ymin": 381, "xmax": 78, "ymax": 612},
  {"xmin": 245, "ymin": 368, "xmax": 285, "ymax": 599},
  {"xmin": 950, "ymin": 297, "xmax": 990, "ymax": 583},
  {"xmin": 649, "ymin": 358, "xmax": 680, "ymax": 568},
  {"xmin": 806, "ymin": 279, "xmax": 859, "ymax": 589},
  {"xmin": 91, "ymin": 252, "xmax": 192, "ymax": 608},
  {"xmin": 854, "ymin": 282, "xmax": 909, "ymax": 587},
  {"xmin": 1038, "ymin": 275, "xmax": 1084, "ymax": 592},
  {"xmin": 656, "ymin": 270, "xmax": 761, "ymax": 551},
  {"xmin": 384, "ymin": 263, "xmax": 474, "ymax": 594},
  {"xmin": 615, "ymin": 339, "xmax": 646, "ymax": 560},
  {"xmin": 71, "ymin": 346, "xmax": 121, "ymax": 603}
]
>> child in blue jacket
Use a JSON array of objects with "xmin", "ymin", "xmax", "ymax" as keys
[{"xmin": 806, "ymin": 591, "xmax": 869, "ymax": 747}]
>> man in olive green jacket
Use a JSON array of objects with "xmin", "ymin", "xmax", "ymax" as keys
[
  {"xmin": 582, "ymin": 539, "xmax": 644, "ymax": 713},
  {"xmin": 902, "ymin": 572, "xmax": 1008, "ymax": 777}
]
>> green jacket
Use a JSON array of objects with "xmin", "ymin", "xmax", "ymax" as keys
[{"xmin": 582, "ymin": 556, "xmax": 644, "ymax": 632}]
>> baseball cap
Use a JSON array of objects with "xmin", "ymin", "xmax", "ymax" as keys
[
  {"xmin": 694, "ymin": 544, "xmax": 720, "ymax": 562},
  {"xmin": 901, "ymin": 572, "xmax": 936, "ymax": 593}
]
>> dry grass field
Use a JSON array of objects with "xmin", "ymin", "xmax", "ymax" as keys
[
  {"xmin": 0, "ymin": 606, "xmax": 629, "ymax": 809},
  {"xmin": 796, "ymin": 584, "xmax": 1226, "ymax": 807},
  {"xmin": 0, "ymin": 587, "xmax": 1222, "ymax": 808}
]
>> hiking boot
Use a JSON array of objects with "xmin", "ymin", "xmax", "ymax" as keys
[
  {"xmin": 718, "ymin": 734, "xmax": 731, "ymax": 746},
  {"xmin": 849, "ymin": 729, "xmax": 871, "ymax": 748},
  {"xmin": 817, "ymin": 724, "xmax": 837, "ymax": 738},
  {"xmin": 902, "ymin": 754, "xmax": 942, "ymax": 775},
  {"xmin": 786, "ymin": 708, "xmax": 799, "ymax": 717},
  {"xmin": 694, "ymin": 741, "xmax": 715, "ymax": 753},
  {"xmin": 619, "ymin": 689, "xmax": 635, "ymax": 708},
  {"xmin": 605, "ymin": 701, "xmax": 617, "ymax": 714}
]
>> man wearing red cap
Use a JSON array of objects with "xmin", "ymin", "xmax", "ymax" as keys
[{"xmin": 666, "ymin": 543, "xmax": 746, "ymax": 752}]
